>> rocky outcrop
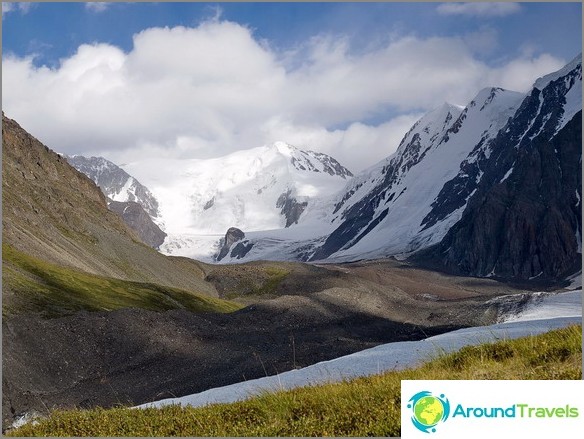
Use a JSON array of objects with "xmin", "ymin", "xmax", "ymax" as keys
[
  {"xmin": 230, "ymin": 241, "xmax": 254, "ymax": 259},
  {"xmin": 216, "ymin": 227, "xmax": 246, "ymax": 261},
  {"xmin": 276, "ymin": 190, "xmax": 308, "ymax": 227},
  {"xmin": 414, "ymin": 110, "xmax": 582, "ymax": 282},
  {"xmin": 108, "ymin": 200, "xmax": 167, "ymax": 249}
]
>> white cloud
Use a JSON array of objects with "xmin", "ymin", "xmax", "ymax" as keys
[
  {"xmin": 464, "ymin": 26, "xmax": 499, "ymax": 54},
  {"xmin": 258, "ymin": 114, "xmax": 425, "ymax": 172},
  {"xmin": 2, "ymin": 3, "xmax": 13, "ymax": 15},
  {"xmin": 437, "ymin": 2, "xmax": 521, "ymax": 17},
  {"xmin": 2, "ymin": 2, "xmax": 34, "ymax": 17},
  {"xmin": 85, "ymin": 2, "xmax": 109, "ymax": 13},
  {"xmin": 1, "ymin": 19, "xmax": 567, "ymax": 173},
  {"xmin": 485, "ymin": 54, "xmax": 565, "ymax": 93}
]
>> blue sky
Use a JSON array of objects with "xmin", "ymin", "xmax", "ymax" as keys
[
  {"xmin": 2, "ymin": 2, "xmax": 582, "ymax": 170},
  {"xmin": 3, "ymin": 2, "xmax": 582, "ymax": 67}
]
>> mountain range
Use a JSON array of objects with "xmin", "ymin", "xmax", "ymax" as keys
[{"xmin": 71, "ymin": 54, "xmax": 581, "ymax": 283}]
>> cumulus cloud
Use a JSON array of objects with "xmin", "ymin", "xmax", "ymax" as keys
[
  {"xmin": 1, "ymin": 19, "xmax": 567, "ymax": 172},
  {"xmin": 437, "ymin": 2, "xmax": 521, "ymax": 17}
]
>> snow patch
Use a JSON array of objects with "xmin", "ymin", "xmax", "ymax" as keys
[
  {"xmin": 136, "ymin": 290, "xmax": 581, "ymax": 411},
  {"xmin": 499, "ymin": 166, "xmax": 514, "ymax": 183}
]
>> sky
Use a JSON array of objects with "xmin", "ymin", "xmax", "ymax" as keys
[{"xmin": 2, "ymin": 2, "xmax": 582, "ymax": 172}]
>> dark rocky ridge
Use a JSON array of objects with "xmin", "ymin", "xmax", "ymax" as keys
[
  {"xmin": 413, "ymin": 107, "xmax": 582, "ymax": 281},
  {"xmin": 230, "ymin": 240, "xmax": 254, "ymax": 259},
  {"xmin": 411, "ymin": 59, "xmax": 582, "ymax": 281},
  {"xmin": 108, "ymin": 200, "xmax": 167, "ymax": 249},
  {"xmin": 277, "ymin": 189, "xmax": 308, "ymax": 227},
  {"xmin": 216, "ymin": 227, "xmax": 246, "ymax": 261}
]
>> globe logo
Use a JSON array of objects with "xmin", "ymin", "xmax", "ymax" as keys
[{"xmin": 407, "ymin": 391, "xmax": 450, "ymax": 433}]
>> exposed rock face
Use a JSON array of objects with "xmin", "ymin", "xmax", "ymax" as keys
[
  {"xmin": 216, "ymin": 227, "xmax": 246, "ymax": 261},
  {"xmin": 108, "ymin": 200, "xmax": 167, "ymax": 249},
  {"xmin": 276, "ymin": 190, "xmax": 308, "ymax": 227},
  {"xmin": 415, "ymin": 109, "xmax": 582, "ymax": 282},
  {"xmin": 230, "ymin": 241, "xmax": 254, "ymax": 259},
  {"xmin": 413, "ymin": 60, "xmax": 582, "ymax": 282}
]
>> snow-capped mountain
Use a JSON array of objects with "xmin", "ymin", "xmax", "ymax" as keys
[
  {"xmin": 305, "ymin": 53, "xmax": 582, "ymax": 282},
  {"xmin": 122, "ymin": 142, "xmax": 352, "ymax": 237},
  {"xmin": 216, "ymin": 55, "xmax": 581, "ymax": 282},
  {"xmin": 66, "ymin": 155, "xmax": 162, "ymax": 224},
  {"xmin": 64, "ymin": 55, "xmax": 581, "ymax": 282},
  {"xmin": 309, "ymin": 87, "xmax": 525, "ymax": 261}
]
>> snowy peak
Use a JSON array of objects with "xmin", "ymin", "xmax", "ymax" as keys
[
  {"xmin": 271, "ymin": 141, "xmax": 353, "ymax": 179},
  {"xmin": 122, "ymin": 142, "xmax": 354, "ymax": 238},
  {"xmin": 462, "ymin": 87, "xmax": 525, "ymax": 127},
  {"xmin": 397, "ymin": 102, "xmax": 463, "ymax": 156},
  {"xmin": 66, "ymin": 155, "xmax": 161, "ymax": 223},
  {"xmin": 468, "ymin": 87, "xmax": 524, "ymax": 113},
  {"xmin": 310, "ymin": 80, "xmax": 527, "ymax": 262},
  {"xmin": 534, "ymin": 53, "xmax": 582, "ymax": 91}
]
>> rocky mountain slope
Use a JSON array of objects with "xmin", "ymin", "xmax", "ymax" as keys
[
  {"xmin": 107, "ymin": 200, "xmax": 167, "ymax": 249},
  {"xmin": 309, "ymin": 87, "xmax": 527, "ymax": 261},
  {"xmin": 1, "ymin": 113, "xmax": 217, "ymax": 298},
  {"xmin": 66, "ymin": 155, "xmax": 167, "ymax": 247},
  {"xmin": 414, "ymin": 55, "xmax": 582, "ymax": 281}
]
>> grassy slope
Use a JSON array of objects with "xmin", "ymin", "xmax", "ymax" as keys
[
  {"xmin": 8, "ymin": 325, "xmax": 582, "ymax": 437},
  {"xmin": 2, "ymin": 244, "xmax": 242, "ymax": 318}
]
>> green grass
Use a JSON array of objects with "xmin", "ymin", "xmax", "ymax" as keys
[
  {"xmin": 8, "ymin": 325, "xmax": 581, "ymax": 437},
  {"xmin": 222, "ymin": 266, "xmax": 290, "ymax": 299},
  {"xmin": 252, "ymin": 267, "xmax": 290, "ymax": 296},
  {"xmin": 2, "ymin": 244, "xmax": 243, "ymax": 318}
]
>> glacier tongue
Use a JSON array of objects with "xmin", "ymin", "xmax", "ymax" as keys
[{"xmin": 122, "ymin": 142, "xmax": 353, "ymax": 252}]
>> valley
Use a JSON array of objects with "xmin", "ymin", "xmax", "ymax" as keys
[
  {"xmin": 3, "ymin": 254, "xmax": 540, "ymax": 429},
  {"xmin": 2, "ymin": 53, "xmax": 582, "ymax": 432}
]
